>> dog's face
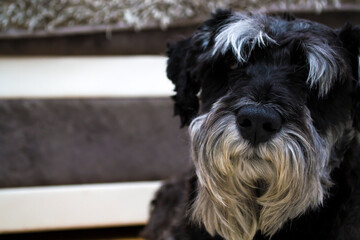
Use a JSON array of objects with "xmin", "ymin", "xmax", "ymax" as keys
[{"xmin": 167, "ymin": 10, "xmax": 360, "ymax": 240}]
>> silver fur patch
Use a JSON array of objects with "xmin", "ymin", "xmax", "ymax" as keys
[
  {"xmin": 303, "ymin": 40, "xmax": 346, "ymax": 97},
  {"xmin": 212, "ymin": 14, "xmax": 276, "ymax": 62},
  {"xmin": 189, "ymin": 99, "xmax": 334, "ymax": 240}
]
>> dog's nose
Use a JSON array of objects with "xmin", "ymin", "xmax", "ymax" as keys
[{"xmin": 236, "ymin": 106, "xmax": 282, "ymax": 145}]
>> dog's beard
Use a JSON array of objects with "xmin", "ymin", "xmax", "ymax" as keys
[{"xmin": 189, "ymin": 101, "xmax": 333, "ymax": 240}]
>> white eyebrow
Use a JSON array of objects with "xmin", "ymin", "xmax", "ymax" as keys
[{"xmin": 212, "ymin": 14, "xmax": 276, "ymax": 62}]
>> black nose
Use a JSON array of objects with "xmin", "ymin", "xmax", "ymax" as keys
[{"xmin": 236, "ymin": 106, "xmax": 282, "ymax": 145}]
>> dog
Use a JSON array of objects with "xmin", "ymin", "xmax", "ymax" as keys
[{"xmin": 142, "ymin": 10, "xmax": 360, "ymax": 240}]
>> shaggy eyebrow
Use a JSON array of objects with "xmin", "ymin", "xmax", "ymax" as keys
[{"xmin": 212, "ymin": 15, "xmax": 276, "ymax": 62}]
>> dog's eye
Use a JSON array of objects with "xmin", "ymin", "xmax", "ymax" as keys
[
  {"xmin": 230, "ymin": 62, "xmax": 240, "ymax": 70},
  {"xmin": 225, "ymin": 55, "xmax": 240, "ymax": 70}
]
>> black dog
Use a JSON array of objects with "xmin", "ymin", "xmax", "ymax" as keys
[{"xmin": 143, "ymin": 10, "xmax": 360, "ymax": 240}]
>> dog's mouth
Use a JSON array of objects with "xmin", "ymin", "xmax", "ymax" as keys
[
  {"xmin": 239, "ymin": 156, "xmax": 273, "ymax": 198},
  {"xmin": 254, "ymin": 179, "xmax": 269, "ymax": 198}
]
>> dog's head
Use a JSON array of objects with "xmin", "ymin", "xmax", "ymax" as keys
[{"xmin": 167, "ymin": 10, "xmax": 360, "ymax": 240}]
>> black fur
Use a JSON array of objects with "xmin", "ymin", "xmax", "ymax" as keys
[{"xmin": 144, "ymin": 10, "xmax": 360, "ymax": 240}]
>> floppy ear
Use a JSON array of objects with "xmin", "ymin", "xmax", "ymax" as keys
[
  {"xmin": 339, "ymin": 23, "xmax": 360, "ymax": 130},
  {"xmin": 166, "ymin": 9, "xmax": 233, "ymax": 127},
  {"xmin": 166, "ymin": 38, "xmax": 201, "ymax": 127}
]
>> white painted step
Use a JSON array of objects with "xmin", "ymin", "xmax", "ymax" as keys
[
  {"xmin": 0, "ymin": 56, "xmax": 173, "ymax": 99},
  {"xmin": 0, "ymin": 181, "xmax": 162, "ymax": 233}
]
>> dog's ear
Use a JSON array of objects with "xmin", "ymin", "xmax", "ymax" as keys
[
  {"xmin": 166, "ymin": 38, "xmax": 201, "ymax": 127},
  {"xmin": 167, "ymin": 9, "xmax": 233, "ymax": 127},
  {"xmin": 338, "ymin": 23, "xmax": 360, "ymax": 130}
]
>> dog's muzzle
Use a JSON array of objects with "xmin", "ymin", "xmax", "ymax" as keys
[{"xmin": 188, "ymin": 99, "xmax": 333, "ymax": 240}]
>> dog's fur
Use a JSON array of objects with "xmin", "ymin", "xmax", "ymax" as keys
[{"xmin": 143, "ymin": 10, "xmax": 360, "ymax": 240}]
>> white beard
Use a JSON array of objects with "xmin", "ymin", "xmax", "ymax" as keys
[{"xmin": 189, "ymin": 101, "xmax": 333, "ymax": 240}]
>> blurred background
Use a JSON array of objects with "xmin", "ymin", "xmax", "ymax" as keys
[{"xmin": 0, "ymin": 0, "xmax": 359, "ymax": 239}]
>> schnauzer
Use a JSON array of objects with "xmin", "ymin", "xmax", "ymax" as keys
[{"xmin": 143, "ymin": 10, "xmax": 360, "ymax": 240}]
